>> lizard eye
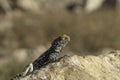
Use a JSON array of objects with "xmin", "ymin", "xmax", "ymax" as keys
[
  {"xmin": 51, "ymin": 34, "xmax": 70, "ymax": 47},
  {"xmin": 61, "ymin": 34, "xmax": 70, "ymax": 41}
]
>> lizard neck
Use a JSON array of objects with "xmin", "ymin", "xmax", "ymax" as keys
[{"xmin": 49, "ymin": 45, "xmax": 63, "ymax": 53}]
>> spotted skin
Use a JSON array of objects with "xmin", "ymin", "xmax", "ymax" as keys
[
  {"xmin": 11, "ymin": 34, "xmax": 70, "ymax": 80},
  {"xmin": 33, "ymin": 34, "xmax": 70, "ymax": 69}
]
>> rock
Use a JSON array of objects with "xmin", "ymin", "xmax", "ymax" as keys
[
  {"xmin": 85, "ymin": 0, "xmax": 104, "ymax": 13},
  {"xmin": 85, "ymin": 0, "xmax": 118, "ymax": 13},
  {"xmin": 0, "ymin": 0, "xmax": 119, "ymax": 14},
  {"xmin": 13, "ymin": 50, "xmax": 120, "ymax": 80},
  {"xmin": 16, "ymin": 0, "xmax": 40, "ymax": 13}
]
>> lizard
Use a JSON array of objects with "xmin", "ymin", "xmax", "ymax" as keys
[{"xmin": 11, "ymin": 34, "xmax": 70, "ymax": 80}]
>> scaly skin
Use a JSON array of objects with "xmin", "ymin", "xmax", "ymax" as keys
[{"xmin": 11, "ymin": 34, "xmax": 70, "ymax": 80}]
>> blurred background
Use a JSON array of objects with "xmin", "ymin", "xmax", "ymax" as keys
[{"xmin": 0, "ymin": 0, "xmax": 120, "ymax": 79}]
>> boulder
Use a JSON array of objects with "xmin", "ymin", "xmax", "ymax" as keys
[{"xmin": 14, "ymin": 50, "xmax": 120, "ymax": 80}]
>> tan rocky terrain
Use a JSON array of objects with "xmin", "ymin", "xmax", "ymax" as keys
[
  {"xmin": 0, "ymin": 0, "xmax": 120, "ymax": 80},
  {"xmin": 12, "ymin": 50, "xmax": 120, "ymax": 80}
]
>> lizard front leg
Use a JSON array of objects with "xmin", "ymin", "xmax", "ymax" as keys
[{"xmin": 22, "ymin": 63, "xmax": 34, "ymax": 76}]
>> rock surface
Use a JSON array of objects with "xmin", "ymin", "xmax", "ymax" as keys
[{"xmin": 14, "ymin": 50, "xmax": 120, "ymax": 80}]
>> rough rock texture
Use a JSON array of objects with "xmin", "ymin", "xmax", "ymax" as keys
[{"xmin": 14, "ymin": 50, "xmax": 120, "ymax": 80}]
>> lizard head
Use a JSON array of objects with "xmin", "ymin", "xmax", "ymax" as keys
[{"xmin": 51, "ymin": 34, "xmax": 70, "ymax": 52}]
